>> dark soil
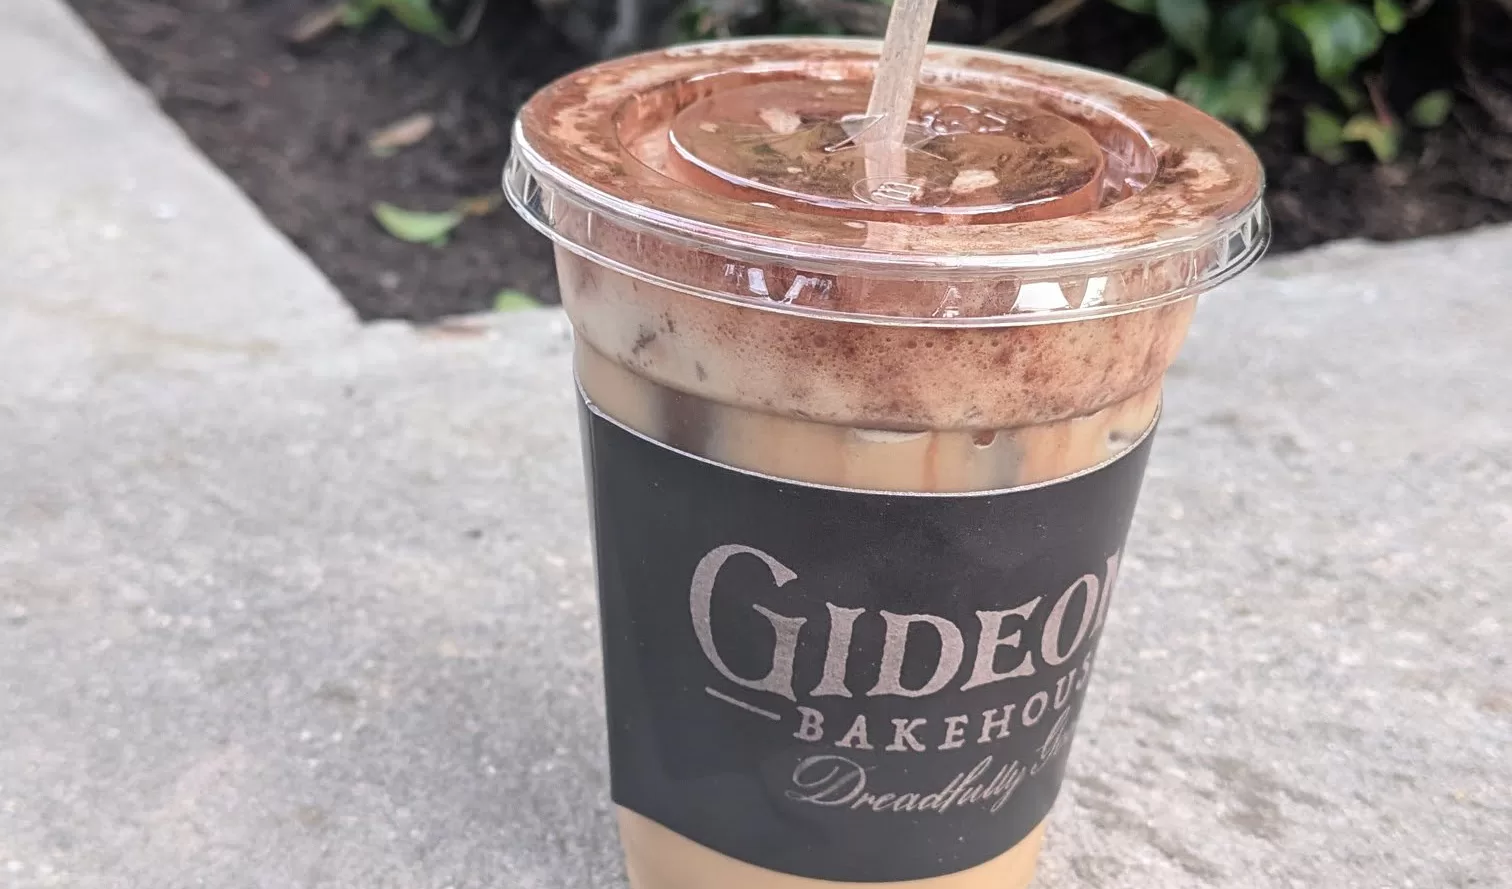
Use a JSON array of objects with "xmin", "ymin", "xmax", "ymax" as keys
[
  {"xmin": 69, "ymin": 0, "xmax": 1512, "ymax": 322},
  {"xmin": 68, "ymin": 0, "xmax": 586, "ymax": 320}
]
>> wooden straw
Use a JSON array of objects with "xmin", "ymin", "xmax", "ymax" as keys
[{"xmin": 863, "ymin": 0, "xmax": 940, "ymax": 183}]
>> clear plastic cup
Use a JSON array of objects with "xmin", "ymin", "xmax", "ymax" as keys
[{"xmin": 506, "ymin": 37, "xmax": 1266, "ymax": 889}]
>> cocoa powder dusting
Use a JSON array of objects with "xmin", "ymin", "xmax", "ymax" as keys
[
  {"xmin": 520, "ymin": 39, "xmax": 1262, "ymax": 310},
  {"xmin": 525, "ymin": 41, "xmax": 1255, "ymax": 430}
]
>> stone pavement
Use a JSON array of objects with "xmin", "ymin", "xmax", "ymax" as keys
[{"xmin": 1, "ymin": 1, "xmax": 1508, "ymax": 887}]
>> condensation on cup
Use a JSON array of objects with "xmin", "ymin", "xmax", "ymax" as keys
[{"xmin": 506, "ymin": 38, "xmax": 1267, "ymax": 889}]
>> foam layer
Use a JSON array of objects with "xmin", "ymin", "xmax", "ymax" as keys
[
  {"xmin": 508, "ymin": 38, "xmax": 1267, "ymax": 324},
  {"xmin": 560, "ymin": 245, "xmax": 1194, "ymax": 430},
  {"xmin": 666, "ymin": 79, "xmax": 1108, "ymax": 223}
]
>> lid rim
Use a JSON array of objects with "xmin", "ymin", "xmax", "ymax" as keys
[
  {"xmin": 505, "ymin": 153, "xmax": 1271, "ymax": 328},
  {"xmin": 509, "ymin": 38, "xmax": 1269, "ymax": 323},
  {"xmin": 509, "ymin": 128, "xmax": 1261, "ymax": 275}
]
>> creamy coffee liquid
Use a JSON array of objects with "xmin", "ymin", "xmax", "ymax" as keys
[
  {"xmin": 507, "ymin": 38, "xmax": 1266, "ymax": 889},
  {"xmin": 619, "ymin": 809, "xmax": 1045, "ymax": 889}
]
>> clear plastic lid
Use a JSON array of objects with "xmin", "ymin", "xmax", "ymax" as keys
[{"xmin": 505, "ymin": 38, "xmax": 1268, "ymax": 326}]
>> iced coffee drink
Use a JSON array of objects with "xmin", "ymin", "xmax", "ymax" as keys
[{"xmin": 506, "ymin": 38, "xmax": 1266, "ymax": 889}]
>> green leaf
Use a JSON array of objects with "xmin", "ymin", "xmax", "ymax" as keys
[
  {"xmin": 1342, "ymin": 112, "xmax": 1401, "ymax": 162},
  {"xmin": 1215, "ymin": 0, "xmax": 1256, "ymax": 55},
  {"xmin": 1373, "ymin": 0, "xmax": 1405, "ymax": 32},
  {"xmin": 1247, "ymin": 16, "xmax": 1286, "ymax": 80},
  {"xmin": 1107, "ymin": 0, "xmax": 1156, "ymax": 14},
  {"xmin": 1175, "ymin": 61, "xmax": 1274, "ymax": 133},
  {"xmin": 1230, "ymin": 75, "xmax": 1273, "ymax": 133},
  {"xmin": 341, "ymin": 0, "xmax": 383, "ymax": 27},
  {"xmin": 1214, "ymin": 1, "xmax": 1259, "ymax": 55},
  {"xmin": 1409, "ymin": 89, "xmax": 1454, "ymax": 127},
  {"xmin": 1156, "ymin": 0, "xmax": 1213, "ymax": 57},
  {"xmin": 1175, "ymin": 68, "xmax": 1223, "ymax": 114},
  {"xmin": 1303, "ymin": 105, "xmax": 1348, "ymax": 162},
  {"xmin": 379, "ymin": 0, "xmax": 453, "ymax": 40},
  {"xmin": 493, "ymin": 289, "xmax": 542, "ymax": 312},
  {"xmin": 675, "ymin": 6, "xmax": 705, "ymax": 40},
  {"xmin": 1214, "ymin": 2, "xmax": 1287, "ymax": 82},
  {"xmin": 372, "ymin": 202, "xmax": 464, "ymax": 245},
  {"xmin": 1332, "ymin": 81, "xmax": 1366, "ymax": 110},
  {"xmin": 1127, "ymin": 43, "xmax": 1182, "ymax": 89},
  {"xmin": 1280, "ymin": 1, "xmax": 1383, "ymax": 83}
]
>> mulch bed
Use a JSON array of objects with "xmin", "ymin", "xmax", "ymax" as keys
[{"xmin": 68, "ymin": 0, "xmax": 1512, "ymax": 322}]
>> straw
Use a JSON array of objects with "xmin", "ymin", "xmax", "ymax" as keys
[{"xmin": 863, "ymin": 0, "xmax": 940, "ymax": 183}]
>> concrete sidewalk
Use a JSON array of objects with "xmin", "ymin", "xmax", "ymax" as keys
[{"xmin": 2, "ymin": 1, "xmax": 1508, "ymax": 887}]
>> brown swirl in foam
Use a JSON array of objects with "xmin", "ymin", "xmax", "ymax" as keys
[
  {"xmin": 562, "ymin": 246, "xmax": 1194, "ymax": 430},
  {"xmin": 517, "ymin": 38, "xmax": 1263, "ymax": 318}
]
